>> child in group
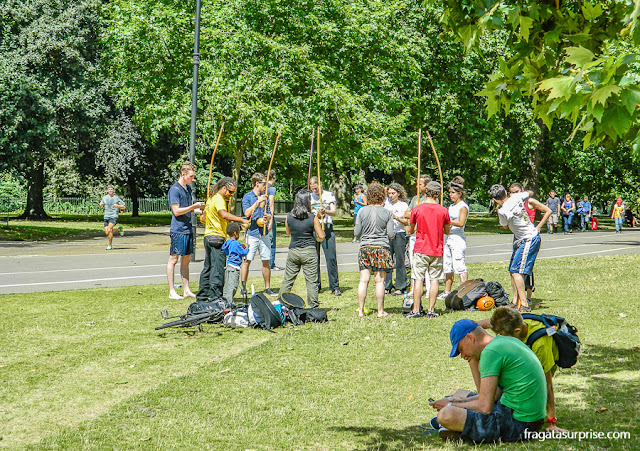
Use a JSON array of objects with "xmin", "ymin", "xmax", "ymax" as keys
[{"xmin": 222, "ymin": 222, "xmax": 249, "ymax": 303}]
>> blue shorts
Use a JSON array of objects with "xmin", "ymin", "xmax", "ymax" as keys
[
  {"xmin": 170, "ymin": 232, "xmax": 194, "ymax": 256},
  {"xmin": 462, "ymin": 401, "xmax": 542, "ymax": 443},
  {"xmin": 509, "ymin": 234, "xmax": 540, "ymax": 275}
]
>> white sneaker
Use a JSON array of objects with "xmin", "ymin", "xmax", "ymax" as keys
[
  {"xmin": 436, "ymin": 291, "xmax": 450, "ymax": 300},
  {"xmin": 106, "ymin": 245, "xmax": 112, "ymax": 250}
]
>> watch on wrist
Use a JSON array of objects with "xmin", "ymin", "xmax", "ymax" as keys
[{"xmin": 547, "ymin": 416, "xmax": 558, "ymax": 424}]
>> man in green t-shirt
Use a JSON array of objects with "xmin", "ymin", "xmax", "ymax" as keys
[
  {"xmin": 429, "ymin": 319, "xmax": 546, "ymax": 442},
  {"xmin": 479, "ymin": 307, "xmax": 566, "ymax": 432}
]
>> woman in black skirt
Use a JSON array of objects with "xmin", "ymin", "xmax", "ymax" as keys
[{"xmin": 354, "ymin": 182, "xmax": 395, "ymax": 317}]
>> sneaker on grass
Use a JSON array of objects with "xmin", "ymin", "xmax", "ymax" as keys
[
  {"xmin": 436, "ymin": 291, "xmax": 450, "ymax": 300},
  {"xmin": 264, "ymin": 288, "xmax": 277, "ymax": 297}
]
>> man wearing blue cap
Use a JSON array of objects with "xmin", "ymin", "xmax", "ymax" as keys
[{"xmin": 428, "ymin": 319, "xmax": 547, "ymax": 443}]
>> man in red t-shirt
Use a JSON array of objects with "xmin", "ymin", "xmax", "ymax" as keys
[{"xmin": 407, "ymin": 181, "xmax": 450, "ymax": 318}]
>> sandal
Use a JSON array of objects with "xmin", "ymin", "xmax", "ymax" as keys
[
  {"xmin": 392, "ymin": 290, "xmax": 403, "ymax": 296},
  {"xmin": 518, "ymin": 304, "xmax": 531, "ymax": 313}
]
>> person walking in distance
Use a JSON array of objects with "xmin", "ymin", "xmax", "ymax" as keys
[
  {"xmin": 167, "ymin": 162, "xmax": 205, "ymax": 300},
  {"xmin": 544, "ymin": 191, "xmax": 560, "ymax": 234},
  {"xmin": 99, "ymin": 185, "xmax": 126, "ymax": 250}
]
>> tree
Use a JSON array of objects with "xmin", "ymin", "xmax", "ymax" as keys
[
  {"xmin": 0, "ymin": 0, "xmax": 110, "ymax": 218},
  {"xmin": 428, "ymin": 0, "xmax": 640, "ymax": 152},
  {"xmin": 107, "ymin": 0, "xmax": 543, "ymax": 207}
]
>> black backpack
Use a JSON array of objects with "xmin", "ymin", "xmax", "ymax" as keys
[
  {"xmin": 187, "ymin": 298, "xmax": 233, "ymax": 322},
  {"xmin": 484, "ymin": 281, "xmax": 510, "ymax": 307},
  {"xmin": 522, "ymin": 313, "xmax": 581, "ymax": 368},
  {"xmin": 291, "ymin": 308, "xmax": 327, "ymax": 324},
  {"xmin": 250, "ymin": 293, "xmax": 284, "ymax": 331},
  {"xmin": 445, "ymin": 279, "xmax": 486, "ymax": 310}
]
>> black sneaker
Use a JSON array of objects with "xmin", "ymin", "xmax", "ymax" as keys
[
  {"xmin": 264, "ymin": 288, "xmax": 277, "ymax": 297},
  {"xmin": 427, "ymin": 311, "xmax": 440, "ymax": 318},
  {"xmin": 240, "ymin": 288, "xmax": 248, "ymax": 298},
  {"xmin": 404, "ymin": 311, "xmax": 421, "ymax": 318},
  {"xmin": 429, "ymin": 416, "xmax": 440, "ymax": 430}
]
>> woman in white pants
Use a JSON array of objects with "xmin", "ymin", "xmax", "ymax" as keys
[{"xmin": 438, "ymin": 176, "xmax": 469, "ymax": 300}]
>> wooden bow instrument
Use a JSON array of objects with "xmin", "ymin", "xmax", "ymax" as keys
[
  {"xmin": 426, "ymin": 130, "xmax": 444, "ymax": 205},
  {"xmin": 262, "ymin": 129, "xmax": 282, "ymax": 234},
  {"xmin": 316, "ymin": 127, "xmax": 325, "ymax": 231}
]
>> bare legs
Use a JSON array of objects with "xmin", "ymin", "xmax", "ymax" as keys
[
  {"xmin": 511, "ymin": 272, "xmax": 528, "ymax": 309},
  {"xmin": 241, "ymin": 260, "xmax": 272, "ymax": 291},
  {"xmin": 167, "ymin": 254, "xmax": 195, "ymax": 299},
  {"xmin": 445, "ymin": 272, "xmax": 468, "ymax": 292},
  {"xmin": 357, "ymin": 269, "xmax": 388, "ymax": 317}
]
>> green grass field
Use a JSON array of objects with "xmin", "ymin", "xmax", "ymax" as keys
[
  {"xmin": 0, "ymin": 213, "xmax": 619, "ymax": 242},
  {"xmin": 1, "ymin": 255, "xmax": 638, "ymax": 449}
]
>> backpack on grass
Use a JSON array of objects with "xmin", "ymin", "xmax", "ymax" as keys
[
  {"xmin": 249, "ymin": 293, "xmax": 285, "ymax": 331},
  {"xmin": 187, "ymin": 298, "xmax": 233, "ymax": 322},
  {"xmin": 484, "ymin": 281, "xmax": 510, "ymax": 307},
  {"xmin": 522, "ymin": 313, "xmax": 581, "ymax": 368},
  {"xmin": 445, "ymin": 279, "xmax": 486, "ymax": 310}
]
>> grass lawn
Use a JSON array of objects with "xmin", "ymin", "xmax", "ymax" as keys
[
  {"xmin": 1, "ymin": 255, "xmax": 638, "ymax": 449},
  {"xmin": 0, "ymin": 213, "xmax": 620, "ymax": 242},
  {"xmin": 0, "ymin": 213, "xmax": 173, "ymax": 241}
]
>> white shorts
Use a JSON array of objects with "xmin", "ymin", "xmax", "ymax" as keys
[
  {"xmin": 246, "ymin": 234, "xmax": 271, "ymax": 261},
  {"xmin": 443, "ymin": 234, "xmax": 467, "ymax": 274}
]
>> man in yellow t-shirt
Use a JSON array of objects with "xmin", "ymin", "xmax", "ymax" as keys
[
  {"xmin": 196, "ymin": 177, "xmax": 249, "ymax": 302},
  {"xmin": 476, "ymin": 307, "xmax": 565, "ymax": 432}
]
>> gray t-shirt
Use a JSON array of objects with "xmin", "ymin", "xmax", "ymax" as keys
[
  {"xmin": 545, "ymin": 197, "xmax": 560, "ymax": 215},
  {"xmin": 101, "ymin": 194, "xmax": 125, "ymax": 219},
  {"xmin": 354, "ymin": 205, "xmax": 395, "ymax": 248}
]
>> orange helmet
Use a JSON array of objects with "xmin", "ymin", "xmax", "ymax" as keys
[{"xmin": 476, "ymin": 295, "xmax": 495, "ymax": 311}]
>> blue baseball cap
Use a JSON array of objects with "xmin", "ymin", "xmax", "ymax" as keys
[{"xmin": 449, "ymin": 319, "xmax": 478, "ymax": 357}]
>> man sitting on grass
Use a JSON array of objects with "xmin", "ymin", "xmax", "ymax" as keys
[{"xmin": 429, "ymin": 319, "xmax": 546, "ymax": 443}]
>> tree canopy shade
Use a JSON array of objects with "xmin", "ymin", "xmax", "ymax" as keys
[
  {"xmin": 106, "ymin": 0, "xmax": 530, "ymax": 203},
  {"xmin": 0, "ymin": 0, "xmax": 110, "ymax": 218},
  {"xmin": 426, "ymin": 0, "xmax": 640, "ymax": 152}
]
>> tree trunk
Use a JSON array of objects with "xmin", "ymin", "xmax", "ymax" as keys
[
  {"xmin": 330, "ymin": 171, "xmax": 349, "ymax": 215},
  {"xmin": 21, "ymin": 161, "xmax": 49, "ymax": 219},
  {"xmin": 128, "ymin": 174, "xmax": 139, "ymax": 217},
  {"xmin": 523, "ymin": 119, "xmax": 545, "ymax": 198}
]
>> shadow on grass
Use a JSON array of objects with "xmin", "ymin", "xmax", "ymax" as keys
[{"xmin": 330, "ymin": 424, "xmax": 440, "ymax": 450}]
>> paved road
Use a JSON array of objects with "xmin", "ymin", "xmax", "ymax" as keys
[{"xmin": 1, "ymin": 227, "xmax": 639, "ymax": 294}]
